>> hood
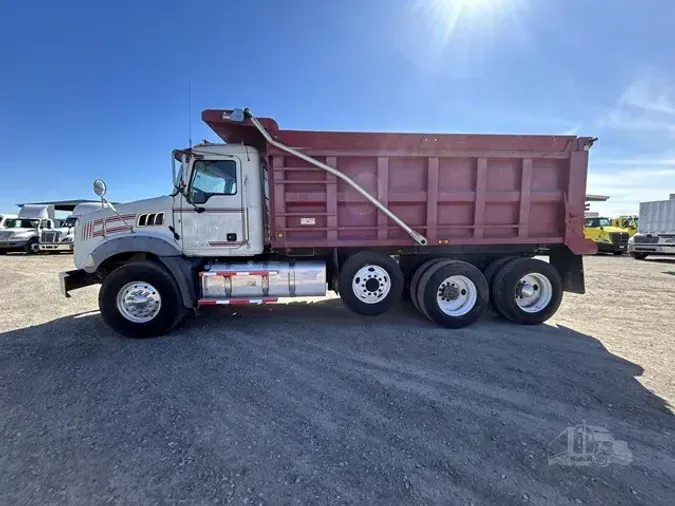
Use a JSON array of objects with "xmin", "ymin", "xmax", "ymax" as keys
[
  {"xmin": 85, "ymin": 196, "xmax": 173, "ymax": 223},
  {"xmin": 114, "ymin": 196, "xmax": 173, "ymax": 215},
  {"xmin": 0, "ymin": 228, "xmax": 37, "ymax": 239},
  {"xmin": 602, "ymin": 226, "xmax": 628, "ymax": 233}
]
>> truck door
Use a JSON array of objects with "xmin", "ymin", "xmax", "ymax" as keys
[{"xmin": 177, "ymin": 156, "xmax": 249, "ymax": 256}]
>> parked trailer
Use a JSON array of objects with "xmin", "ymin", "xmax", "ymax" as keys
[
  {"xmin": 628, "ymin": 193, "xmax": 675, "ymax": 259},
  {"xmin": 60, "ymin": 108, "xmax": 597, "ymax": 338}
]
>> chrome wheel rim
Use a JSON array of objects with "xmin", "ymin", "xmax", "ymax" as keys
[
  {"xmin": 515, "ymin": 273, "xmax": 552, "ymax": 313},
  {"xmin": 116, "ymin": 281, "xmax": 162, "ymax": 323},
  {"xmin": 436, "ymin": 275, "xmax": 477, "ymax": 316},
  {"xmin": 352, "ymin": 265, "xmax": 391, "ymax": 304}
]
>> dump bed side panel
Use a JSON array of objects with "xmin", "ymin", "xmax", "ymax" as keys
[
  {"xmin": 267, "ymin": 135, "xmax": 593, "ymax": 252},
  {"xmin": 201, "ymin": 111, "xmax": 595, "ymax": 253}
]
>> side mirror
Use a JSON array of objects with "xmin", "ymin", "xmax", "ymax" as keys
[{"xmin": 93, "ymin": 179, "xmax": 107, "ymax": 197}]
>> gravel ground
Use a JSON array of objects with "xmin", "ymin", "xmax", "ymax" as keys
[{"xmin": 1, "ymin": 253, "xmax": 674, "ymax": 505}]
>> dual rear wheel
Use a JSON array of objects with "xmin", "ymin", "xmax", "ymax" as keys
[{"xmin": 338, "ymin": 252, "xmax": 563, "ymax": 328}]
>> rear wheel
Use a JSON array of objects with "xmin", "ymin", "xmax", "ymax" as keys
[
  {"xmin": 338, "ymin": 251, "xmax": 404, "ymax": 316},
  {"xmin": 492, "ymin": 258, "xmax": 562, "ymax": 325},
  {"xmin": 483, "ymin": 256, "xmax": 519, "ymax": 286},
  {"xmin": 24, "ymin": 239, "xmax": 40, "ymax": 255},
  {"xmin": 409, "ymin": 258, "xmax": 448, "ymax": 312},
  {"xmin": 99, "ymin": 261, "xmax": 185, "ymax": 338},
  {"xmin": 417, "ymin": 260, "xmax": 489, "ymax": 328},
  {"xmin": 612, "ymin": 251, "xmax": 624, "ymax": 256},
  {"xmin": 631, "ymin": 252, "xmax": 648, "ymax": 260}
]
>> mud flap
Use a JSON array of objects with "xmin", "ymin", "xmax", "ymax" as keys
[{"xmin": 549, "ymin": 246, "xmax": 585, "ymax": 294}]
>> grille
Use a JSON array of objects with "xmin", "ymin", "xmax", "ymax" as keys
[
  {"xmin": 633, "ymin": 234, "xmax": 659, "ymax": 244},
  {"xmin": 609, "ymin": 232, "xmax": 628, "ymax": 244},
  {"xmin": 41, "ymin": 232, "xmax": 60, "ymax": 243}
]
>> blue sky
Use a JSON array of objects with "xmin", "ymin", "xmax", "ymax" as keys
[{"xmin": 2, "ymin": 0, "xmax": 675, "ymax": 216}]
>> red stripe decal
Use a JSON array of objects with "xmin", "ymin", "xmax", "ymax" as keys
[{"xmin": 198, "ymin": 299, "xmax": 218, "ymax": 306}]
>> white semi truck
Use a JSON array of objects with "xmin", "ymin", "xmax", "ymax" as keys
[
  {"xmin": 0, "ymin": 205, "xmax": 56, "ymax": 254},
  {"xmin": 40, "ymin": 202, "xmax": 105, "ymax": 253},
  {"xmin": 628, "ymin": 193, "xmax": 675, "ymax": 259}
]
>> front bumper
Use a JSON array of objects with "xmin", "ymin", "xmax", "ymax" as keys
[
  {"xmin": 596, "ymin": 241, "xmax": 627, "ymax": 253},
  {"xmin": 0, "ymin": 240, "xmax": 28, "ymax": 250},
  {"xmin": 40, "ymin": 243, "xmax": 74, "ymax": 252},
  {"xmin": 629, "ymin": 244, "xmax": 675, "ymax": 255},
  {"xmin": 59, "ymin": 269, "xmax": 100, "ymax": 298}
]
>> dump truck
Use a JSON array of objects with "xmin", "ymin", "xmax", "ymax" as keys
[
  {"xmin": 0, "ymin": 205, "xmax": 56, "ymax": 254},
  {"xmin": 60, "ymin": 108, "xmax": 597, "ymax": 338},
  {"xmin": 628, "ymin": 194, "xmax": 675, "ymax": 259}
]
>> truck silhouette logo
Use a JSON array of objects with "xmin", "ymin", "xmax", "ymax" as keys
[{"xmin": 548, "ymin": 421, "xmax": 632, "ymax": 467}]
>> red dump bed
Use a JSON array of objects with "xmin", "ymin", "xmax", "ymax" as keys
[{"xmin": 203, "ymin": 110, "xmax": 596, "ymax": 254}]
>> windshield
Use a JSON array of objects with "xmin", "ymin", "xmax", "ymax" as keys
[
  {"xmin": 586, "ymin": 218, "xmax": 611, "ymax": 227},
  {"xmin": 4, "ymin": 219, "xmax": 39, "ymax": 229},
  {"xmin": 62, "ymin": 217, "xmax": 77, "ymax": 228}
]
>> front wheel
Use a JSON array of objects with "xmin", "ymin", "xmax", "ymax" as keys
[
  {"xmin": 491, "ymin": 258, "xmax": 562, "ymax": 325},
  {"xmin": 99, "ymin": 261, "xmax": 185, "ymax": 338},
  {"xmin": 24, "ymin": 239, "xmax": 40, "ymax": 255}
]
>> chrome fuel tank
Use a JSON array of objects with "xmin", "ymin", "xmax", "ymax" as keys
[{"xmin": 200, "ymin": 260, "xmax": 327, "ymax": 299}]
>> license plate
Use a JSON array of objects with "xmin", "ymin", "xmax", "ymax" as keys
[{"xmin": 664, "ymin": 246, "xmax": 675, "ymax": 253}]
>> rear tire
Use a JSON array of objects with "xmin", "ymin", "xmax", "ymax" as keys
[
  {"xmin": 483, "ymin": 256, "xmax": 519, "ymax": 286},
  {"xmin": 612, "ymin": 251, "xmax": 624, "ymax": 256},
  {"xmin": 99, "ymin": 260, "xmax": 185, "ymax": 338},
  {"xmin": 417, "ymin": 260, "xmax": 489, "ymax": 328},
  {"xmin": 492, "ymin": 258, "xmax": 562, "ymax": 325},
  {"xmin": 631, "ymin": 252, "xmax": 648, "ymax": 260},
  {"xmin": 338, "ymin": 251, "xmax": 404, "ymax": 316},
  {"xmin": 409, "ymin": 258, "xmax": 448, "ymax": 312}
]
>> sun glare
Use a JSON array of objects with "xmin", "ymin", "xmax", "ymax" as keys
[{"xmin": 400, "ymin": 0, "xmax": 528, "ymax": 78}]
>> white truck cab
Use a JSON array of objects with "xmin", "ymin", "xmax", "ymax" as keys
[
  {"xmin": 71, "ymin": 143, "xmax": 266, "ymax": 272},
  {"xmin": 0, "ymin": 214, "xmax": 18, "ymax": 229},
  {"xmin": 40, "ymin": 202, "xmax": 106, "ymax": 253},
  {"xmin": 0, "ymin": 205, "xmax": 55, "ymax": 254}
]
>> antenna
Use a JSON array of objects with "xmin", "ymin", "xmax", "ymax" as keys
[{"xmin": 188, "ymin": 78, "xmax": 193, "ymax": 148}]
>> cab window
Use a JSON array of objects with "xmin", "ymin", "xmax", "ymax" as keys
[{"xmin": 190, "ymin": 160, "xmax": 237, "ymax": 204}]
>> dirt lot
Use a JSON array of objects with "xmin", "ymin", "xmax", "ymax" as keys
[{"xmin": 1, "ymin": 253, "xmax": 674, "ymax": 505}]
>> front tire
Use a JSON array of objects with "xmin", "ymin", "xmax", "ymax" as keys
[
  {"xmin": 492, "ymin": 258, "xmax": 562, "ymax": 325},
  {"xmin": 99, "ymin": 261, "xmax": 184, "ymax": 338},
  {"xmin": 24, "ymin": 239, "xmax": 40, "ymax": 255},
  {"xmin": 338, "ymin": 251, "xmax": 404, "ymax": 316}
]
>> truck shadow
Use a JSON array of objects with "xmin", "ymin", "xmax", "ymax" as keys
[{"xmin": 1, "ymin": 304, "xmax": 674, "ymax": 504}]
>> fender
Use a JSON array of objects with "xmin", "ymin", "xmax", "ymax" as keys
[
  {"xmin": 86, "ymin": 235, "xmax": 199, "ymax": 308},
  {"xmin": 86, "ymin": 234, "xmax": 182, "ymax": 273}
]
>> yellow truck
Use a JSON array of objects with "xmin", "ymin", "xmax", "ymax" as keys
[
  {"xmin": 611, "ymin": 215, "xmax": 638, "ymax": 237},
  {"xmin": 584, "ymin": 217, "xmax": 629, "ymax": 255}
]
